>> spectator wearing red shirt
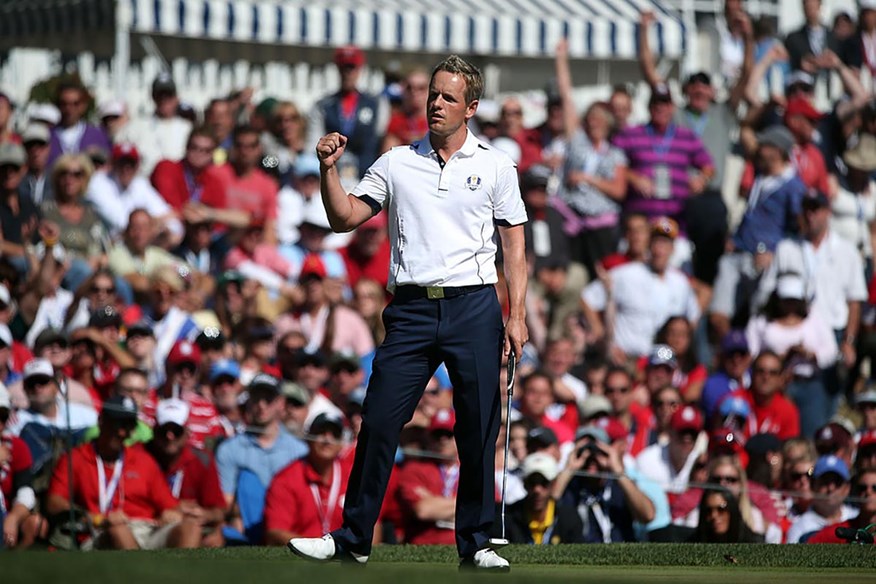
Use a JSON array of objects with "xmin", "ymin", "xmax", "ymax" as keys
[
  {"xmin": 45, "ymin": 395, "xmax": 200, "ymax": 550},
  {"xmin": 808, "ymin": 469, "xmax": 876, "ymax": 544},
  {"xmin": 0, "ymin": 320, "xmax": 29, "ymax": 388},
  {"xmin": 397, "ymin": 409, "xmax": 459, "ymax": 545},
  {"xmin": 152, "ymin": 127, "xmax": 224, "ymax": 212},
  {"xmin": 201, "ymin": 125, "xmax": 279, "ymax": 244},
  {"xmin": 783, "ymin": 97, "xmax": 833, "ymax": 196},
  {"xmin": 498, "ymin": 97, "xmax": 543, "ymax": 172},
  {"xmin": 264, "ymin": 413, "xmax": 350, "ymax": 544},
  {"xmin": 1, "ymin": 383, "xmax": 36, "ymax": 549},
  {"xmin": 142, "ymin": 340, "xmax": 225, "ymax": 451},
  {"xmin": 381, "ymin": 69, "xmax": 430, "ymax": 151},
  {"xmin": 146, "ymin": 398, "xmax": 227, "ymax": 547},
  {"xmin": 602, "ymin": 367, "xmax": 652, "ymax": 457},
  {"xmin": 339, "ymin": 212, "xmax": 391, "ymax": 291},
  {"xmin": 727, "ymin": 351, "xmax": 801, "ymax": 440},
  {"xmin": 515, "ymin": 371, "xmax": 575, "ymax": 445}
]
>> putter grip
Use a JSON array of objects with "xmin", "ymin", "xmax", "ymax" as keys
[{"xmin": 506, "ymin": 354, "xmax": 516, "ymax": 396}]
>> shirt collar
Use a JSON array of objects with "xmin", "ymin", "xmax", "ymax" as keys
[{"xmin": 414, "ymin": 128, "xmax": 483, "ymax": 159}]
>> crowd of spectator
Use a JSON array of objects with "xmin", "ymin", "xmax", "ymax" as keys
[{"xmin": 2, "ymin": 0, "xmax": 876, "ymax": 551}]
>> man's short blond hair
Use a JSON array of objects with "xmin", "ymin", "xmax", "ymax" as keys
[{"xmin": 431, "ymin": 55, "xmax": 484, "ymax": 106}]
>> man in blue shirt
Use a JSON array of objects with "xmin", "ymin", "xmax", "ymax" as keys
[
  {"xmin": 709, "ymin": 125, "xmax": 807, "ymax": 338},
  {"xmin": 701, "ymin": 330, "xmax": 752, "ymax": 418}
]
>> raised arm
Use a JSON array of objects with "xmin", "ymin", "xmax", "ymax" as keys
[
  {"xmin": 638, "ymin": 11, "xmax": 663, "ymax": 89},
  {"xmin": 727, "ymin": 12, "xmax": 755, "ymax": 111},
  {"xmin": 555, "ymin": 38, "xmax": 580, "ymax": 140},
  {"xmin": 316, "ymin": 133, "xmax": 377, "ymax": 232}
]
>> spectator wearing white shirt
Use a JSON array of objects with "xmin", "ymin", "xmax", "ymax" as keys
[
  {"xmin": 119, "ymin": 74, "xmax": 193, "ymax": 176},
  {"xmin": 635, "ymin": 405, "xmax": 706, "ymax": 496},
  {"xmin": 581, "ymin": 217, "xmax": 700, "ymax": 365},
  {"xmin": 87, "ymin": 143, "xmax": 183, "ymax": 245}
]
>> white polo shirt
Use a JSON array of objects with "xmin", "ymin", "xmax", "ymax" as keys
[
  {"xmin": 351, "ymin": 130, "xmax": 527, "ymax": 292},
  {"xmin": 582, "ymin": 261, "xmax": 701, "ymax": 357}
]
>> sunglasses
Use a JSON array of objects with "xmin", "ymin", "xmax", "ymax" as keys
[
  {"xmin": 91, "ymin": 285, "xmax": 116, "ymax": 294},
  {"xmin": 604, "ymin": 385, "xmax": 630, "ymax": 395},
  {"xmin": 790, "ymin": 468, "xmax": 813, "ymax": 482},
  {"xmin": 59, "ymin": 99, "xmax": 82, "ymax": 107},
  {"xmin": 655, "ymin": 400, "xmax": 680, "ymax": 408},
  {"xmin": 59, "ymin": 169, "xmax": 85, "ymax": 178},
  {"xmin": 175, "ymin": 362, "xmax": 198, "ymax": 375},
  {"xmin": 857, "ymin": 483, "xmax": 876, "ymax": 494},
  {"xmin": 160, "ymin": 423, "xmax": 185, "ymax": 438},
  {"xmin": 502, "ymin": 110, "xmax": 523, "ymax": 117},
  {"xmin": 278, "ymin": 115, "xmax": 300, "ymax": 122},
  {"xmin": 710, "ymin": 475, "xmax": 740, "ymax": 485},
  {"xmin": 187, "ymin": 143, "xmax": 214, "ymax": 154},
  {"xmin": 0, "ymin": 408, "xmax": 9, "ymax": 423},
  {"xmin": 754, "ymin": 367, "xmax": 782, "ymax": 377},
  {"xmin": 704, "ymin": 502, "xmax": 729, "ymax": 515}
]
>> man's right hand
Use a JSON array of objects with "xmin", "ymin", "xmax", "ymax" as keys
[{"xmin": 316, "ymin": 132, "xmax": 348, "ymax": 170}]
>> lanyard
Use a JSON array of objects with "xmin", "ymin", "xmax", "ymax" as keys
[
  {"xmin": 183, "ymin": 166, "xmax": 203, "ymax": 203},
  {"xmin": 169, "ymin": 470, "xmax": 184, "ymax": 499},
  {"xmin": 96, "ymin": 451, "xmax": 124, "ymax": 514},
  {"xmin": 646, "ymin": 123, "xmax": 676, "ymax": 160},
  {"xmin": 310, "ymin": 460, "xmax": 342, "ymax": 534}
]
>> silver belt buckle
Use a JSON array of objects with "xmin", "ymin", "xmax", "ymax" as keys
[{"xmin": 426, "ymin": 286, "xmax": 445, "ymax": 299}]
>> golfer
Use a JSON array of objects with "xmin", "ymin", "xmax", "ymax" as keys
[{"xmin": 288, "ymin": 55, "xmax": 528, "ymax": 571}]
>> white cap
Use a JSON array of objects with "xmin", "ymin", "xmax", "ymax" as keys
[
  {"xmin": 522, "ymin": 451, "xmax": 559, "ymax": 482},
  {"xmin": 0, "ymin": 324, "xmax": 12, "ymax": 347},
  {"xmin": 776, "ymin": 273, "xmax": 806, "ymax": 300},
  {"xmin": 0, "ymin": 382, "xmax": 10, "ymax": 409},
  {"xmin": 862, "ymin": 0, "xmax": 876, "ymax": 11},
  {"xmin": 300, "ymin": 203, "xmax": 332, "ymax": 230},
  {"xmin": 156, "ymin": 398, "xmax": 190, "ymax": 427},
  {"xmin": 98, "ymin": 98, "xmax": 126, "ymax": 119},
  {"xmin": 490, "ymin": 137, "xmax": 521, "ymax": 164},
  {"xmin": 0, "ymin": 284, "xmax": 9, "ymax": 306},
  {"xmin": 475, "ymin": 99, "xmax": 501, "ymax": 124},
  {"xmin": 23, "ymin": 358, "xmax": 55, "ymax": 381},
  {"xmin": 28, "ymin": 103, "xmax": 61, "ymax": 126}
]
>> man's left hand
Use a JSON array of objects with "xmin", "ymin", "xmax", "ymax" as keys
[{"xmin": 504, "ymin": 316, "xmax": 528, "ymax": 359}]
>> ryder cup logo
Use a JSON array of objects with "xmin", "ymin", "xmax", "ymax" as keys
[{"xmin": 465, "ymin": 175, "xmax": 482, "ymax": 190}]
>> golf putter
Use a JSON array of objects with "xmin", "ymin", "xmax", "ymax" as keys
[{"xmin": 489, "ymin": 351, "xmax": 516, "ymax": 549}]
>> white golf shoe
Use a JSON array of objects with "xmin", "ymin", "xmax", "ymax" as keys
[
  {"xmin": 459, "ymin": 548, "xmax": 511, "ymax": 572},
  {"xmin": 287, "ymin": 534, "xmax": 369, "ymax": 565}
]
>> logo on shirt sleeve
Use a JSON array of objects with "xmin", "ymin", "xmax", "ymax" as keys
[{"xmin": 465, "ymin": 175, "xmax": 482, "ymax": 191}]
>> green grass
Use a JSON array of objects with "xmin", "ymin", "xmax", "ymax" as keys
[{"xmin": 3, "ymin": 545, "xmax": 876, "ymax": 584}]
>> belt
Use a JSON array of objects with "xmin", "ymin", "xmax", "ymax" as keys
[{"xmin": 394, "ymin": 284, "xmax": 490, "ymax": 300}]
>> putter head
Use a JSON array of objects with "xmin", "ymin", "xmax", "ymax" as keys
[{"xmin": 488, "ymin": 537, "xmax": 510, "ymax": 548}]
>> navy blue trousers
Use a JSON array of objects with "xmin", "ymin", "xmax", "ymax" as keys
[{"xmin": 331, "ymin": 285, "xmax": 504, "ymax": 558}]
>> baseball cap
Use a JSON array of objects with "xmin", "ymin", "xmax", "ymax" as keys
[
  {"xmin": 647, "ymin": 344, "xmax": 678, "ymax": 369},
  {"xmin": 33, "ymin": 328, "xmax": 68, "ymax": 353},
  {"xmin": 522, "ymin": 164, "xmax": 552, "ymax": 190},
  {"xmin": 745, "ymin": 432, "xmax": 782, "ymax": 457},
  {"xmin": 813, "ymin": 455, "xmax": 850, "ymax": 482},
  {"xmin": 580, "ymin": 394, "xmax": 612, "ymax": 420},
  {"xmin": 248, "ymin": 373, "xmax": 281, "ymax": 395},
  {"xmin": 785, "ymin": 70, "xmax": 815, "ymax": 90},
  {"xmin": 670, "ymin": 405, "xmax": 703, "ymax": 433},
  {"xmin": 126, "ymin": 320, "xmax": 154, "ymax": 338},
  {"xmin": 156, "ymin": 398, "xmax": 190, "ymax": 427},
  {"xmin": 112, "ymin": 143, "xmax": 140, "ymax": 163},
  {"xmin": 776, "ymin": 273, "xmax": 806, "ymax": 301},
  {"xmin": 300, "ymin": 204, "xmax": 333, "ymax": 231},
  {"xmin": 299, "ymin": 254, "xmax": 328, "ymax": 280},
  {"xmin": 334, "ymin": 45, "xmax": 365, "ymax": 68},
  {"xmin": 0, "ymin": 324, "xmax": 12, "ymax": 348},
  {"xmin": 209, "ymin": 359, "xmax": 241, "ymax": 383},
  {"xmin": 255, "ymin": 97, "xmax": 279, "ymax": 118},
  {"xmin": 684, "ymin": 71, "xmax": 712, "ymax": 87},
  {"xmin": 21, "ymin": 124, "xmax": 50, "ymax": 145},
  {"xmin": 710, "ymin": 428, "xmax": 748, "ymax": 466},
  {"xmin": 0, "ymin": 143, "xmax": 26, "ymax": 167},
  {"xmin": 89, "ymin": 305, "xmax": 122, "ymax": 328},
  {"xmin": 475, "ymin": 99, "xmax": 500, "ymax": 124},
  {"xmin": 815, "ymin": 422, "xmax": 853, "ymax": 453},
  {"xmin": 308, "ymin": 412, "xmax": 345, "ymax": 436},
  {"xmin": 757, "ymin": 125, "xmax": 795, "ymax": 152},
  {"xmin": 784, "ymin": 97, "xmax": 823, "ymax": 122},
  {"xmin": 858, "ymin": 429, "xmax": 876, "ymax": 449},
  {"xmin": 650, "ymin": 217, "xmax": 679, "ymax": 241},
  {"xmin": 295, "ymin": 349, "xmax": 327, "ymax": 368},
  {"xmin": 721, "ymin": 330, "xmax": 749, "ymax": 354},
  {"xmin": 575, "ymin": 424, "xmax": 609, "ymax": 444},
  {"xmin": 29, "ymin": 103, "xmax": 61, "ymax": 126},
  {"xmin": 97, "ymin": 99, "xmax": 126, "ymax": 119},
  {"xmin": 719, "ymin": 396, "xmax": 751, "ymax": 419},
  {"xmin": 329, "ymin": 352, "xmax": 361, "ymax": 374},
  {"xmin": 856, "ymin": 389, "xmax": 876, "ymax": 407},
  {"xmin": 152, "ymin": 72, "xmax": 177, "ymax": 95},
  {"xmin": 294, "ymin": 154, "xmax": 321, "ymax": 178},
  {"xmin": 0, "ymin": 382, "xmax": 10, "ymax": 409},
  {"xmin": 102, "ymin": 395, "xmax": 139, "ymax": 422},
  {"xmin": 429, "ymin": 408, "xmax": 456, "ymax": 433},
  {"xmin": 648, "ymin": 83, "xmax": 674, "ymax": 105},
  {"xmin": 167, "ymin": 340, "xmax": 201, "ymax": 367},
  {"xmin": 195, "ymin": 326, "xmax": 225, "ymax": 350},
  {"xmin": 281, "ymin": 381, "xmax": 309, "ymax": 406},
  {"xmin": 522, "ymin": 452, "xmax": 559, "ymax": 482},
  {"xmin": 527, "ymin": 426, "xmax": 559, "ymax": 450}
]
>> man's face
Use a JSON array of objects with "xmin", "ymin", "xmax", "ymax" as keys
[
  {"xmin": 609, "ymin": 92, "xmax": 632, "ymax": 128},
  {"xmin": 57, "ymin": 88, "xmax": 87, "ymax": 126},
  {"xmin": 247, "ymin": 390, "xmax": 282, "ymax": 426},
  {"xmin": 338, "ymin": 63, "xmax": 361, "ymax": 93},
  {"xmin": 185, "ymin": 135, "xmax": 216, "ymax": 171},
  {"xmin": 297, "ymin": 362, "xmax": 329, "ymax": 393},
  {"xmin": 430, "ymin": 429, "xmax": 458, "ymax": 459},
  {"xmin": 649, "ymin": 101, "xmax": 675, "ymax": 128},
  {"xmin": 206, "ymin": 102, "xmax": 234, "ymax": 138},
  {"xmin": 310, "ymin": 429, "xmax": 344, "ymax": 463},
  {"xmin": 155, "ymin": 422, "xmax": 187, "ymax": 456},
  {"xmin": 804, "ymin": 0, "xmax": 821, "ymax": 22},
  {"xmin": 294, "ymin": 173, "xmax": 320, "ymax": 197},
  {"xmin": 812, "ymin": 473, "xmax": 850, "ymax": 516},
  {"xmin": 669, "ymin": 428, "xmax": 698, "ymax": 464},
  {"xmin": 604, "ymin": 372, "xmax": 633, "ymax": 414},
  {"xmin": 25, "ymin": 140, "xmax": 50, "ymax": 172},
  {"xmin": 211, "ymin": 376, "xmax": 241, "ymax": 414},
  {"xmin": 170, "ymin": 361, "xmax": 199, "ymax": 392},
  {"xmin": 784, "ymin": 460, "xmax": 814, "ymax": 502},
  {"xmin": 723, "ymin": 350, "xmax": 751, "ymax": 379},
  {"xmin": 803, "ymin": 207, "xmax": 831, "ymax": 239},
  {"xmin": 0, "ymin": 97, "xmax": 11, "ymax": 128},
  {"xmin": 855, "ymin": 472, "xmax": 876, "ymax": 516},
  {"xmin": 232, "ymin": 132, "xmax": 262, "ymax": 170},
  {"xmin": 101, "ymin": 417, "xmax": 136, "ymax": 451},
  {"xmin": 151, "ymin": 282, "xmax": 177, "ymax": 316},
  {"xmin": 126, "ymin": 211, "xmax": 154, "ymax": 253},
  {"xmin": 428, "ymin": 71, "xmax": 477, "ymax": 139},
  {"xmin": 499, "ymin": 100, "xmax": 524, "ymax": 135},
  {"xmin": 403, "ymin": 71, "xmax": 430, "ymax": 114},
  {"xmin": 521, "ymin": 377, "xmax": 553, "ymax": 418},
  {"xmin": 649, "ymin": 237, "xmax": 674, "ymax": 273},
  {"xmin": 113, "ymin": 157, "xmax": 139, "ymax": 189},
  {"xmin": 645, "ymin": 364, "xmax": 674, "ymax": 393},
  {"xmin": 39, "ymin": 342, "xmax": 71, "ymax": 369},
  {"xmin": 685, "ymin": 81, "xmax": 714, "ymax": 113},
  {"xmin": 25, "ymin": 375, "xmax": 58, "ymax": 410},
  {"xmin": 625, "ymin": 217, "xmax": 651, "ymax": 255},
  {"xmin": 116, "ymin": 373, "xmax": 150, "ymax": 410},
  {"xmin": 859, "ymin": 402, "xmax": 876, "ymax": 430},
  {"xmin": 525, "ymin": 474, "xmax": 553, "ymax": 511},
  {"xmin": 153, "ymin": 91, "xmax": 179, "ymax": 118},
  {"xmin": 353, "ymin": 225, "xmax": 386, "ymax": 258},
  {"xmin": 751, "ymin": 355, "xmax": 784, "ymax": 399},
  {"xmin": 543, "ymin": 341, "xmax": 574, "ymax": 377}
]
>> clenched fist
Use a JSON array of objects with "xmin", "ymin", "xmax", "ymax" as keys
[{"xmin": 316, "ymin": 132, "xmax": 348, "ymax": 169}]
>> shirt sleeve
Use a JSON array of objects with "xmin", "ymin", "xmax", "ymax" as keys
[
  {"xmin": 689, "ymin": 133, "xmax": 714, "ymax": 170},
  {"xmin": 582, "ymin": 279, "xmax": 607, "ymax": 311},
  {"xmin": 200, "ymin": 457, "xmax": 229, "ymax": 510},
  {"xmin": 47, "ymin": 451, "xmax": 71, "ymax": 503},
  {"xmin": 146, "ymin": 453, "xmax": 179, "ymax": 512},
  {"xmin": 264, "ymin": 466, "xmax": 297, "ymax": 533},
  {"xmin": 846, "ymin": 247, "xmax": 869, "ymax": 302},
  {"xmin": 215, "ymin": 441, "xmax": 239, "ymax": 497},
  {"xmin": 397, "ymin": 464, "xmax": 434, "ymax": 510},
  {"xmin": 351, "ymin": 151, "xmax": 391, "ymax": 209},
  {"xmin": 492, "ymin": 160, "xmax": 528, "ymax": 225}
]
